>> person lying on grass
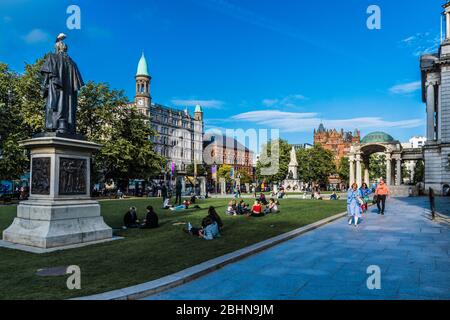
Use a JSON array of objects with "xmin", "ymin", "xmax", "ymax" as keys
[
  {"xmin": 185, "ymin": 217, "xmax": 221, "ymax": 240},
  {"xmin": 169, "ymin": 200, "xmax": 201, "ymax": 212},
  {"xmin": 123, "ymin": 206, "xmax": 139, "ymax": 229},
  {"xmin": 264, "ymin": 198, "xmax": 280, "ymax": 214},
  {"xmin": 139, "ymin": 205, "xmax": 159, "ymax": 229}
]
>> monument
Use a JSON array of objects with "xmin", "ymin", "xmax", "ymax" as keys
[
  {"xmin": 283, "ymin": 147, "xmax": 302, "ymax": 192},
  {"xmin": 2, "ymin": 34, "xmax": 113, "ymax": 250}
]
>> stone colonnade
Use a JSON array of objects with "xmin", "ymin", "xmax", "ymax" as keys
[{"xmin": 348, "ymin": 150, "xmax": 403, "ymax": 187}]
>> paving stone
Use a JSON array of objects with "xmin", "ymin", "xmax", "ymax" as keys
[{"xmin": 142, "ymin": 198, "xmax": 450, "ymax": 300}]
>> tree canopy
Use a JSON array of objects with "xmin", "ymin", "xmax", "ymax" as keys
[{"xmin": 297, "ymin": 145, "xmax": 336, "ymax": 186}]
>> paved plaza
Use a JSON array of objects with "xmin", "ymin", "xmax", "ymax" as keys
[{"xmin": 144, "ymin": 197, "xmax": 450, "ymax": 300}]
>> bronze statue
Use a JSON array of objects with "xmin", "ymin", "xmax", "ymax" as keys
[{"xmin": 41, "ymin": 33, "xmax": 84, "ymax": 134}]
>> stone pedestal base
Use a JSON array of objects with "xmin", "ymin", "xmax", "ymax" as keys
[
  {"xmin": 283, "ymin": 179, "xmax": 301, "ymax": 192},
  {"xmin": 2, "ymin": 136, "xmax": 113, "ymax": 251},
  {"xmin": 3, "ymin": 199, "xmax": 112, "ymax": 249}
]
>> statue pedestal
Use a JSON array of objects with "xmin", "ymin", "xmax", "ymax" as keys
[
  {"xmin": 2, "ymin": 136, "xmax": 113, "ymax": 249},
  {"xmin": 283, "ymin": 179, "xmax": 301, "ymax": 193}
]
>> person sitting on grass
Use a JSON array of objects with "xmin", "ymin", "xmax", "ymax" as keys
[
  {"xmin": 140, "ymin": 205, "xmax": 159, "ymax": 229},
  {"xmin": 258, "ymin": 193, "xmax": 268, "ymax": 205},
  {"xmin": 123, "ymin": 206, "xmax": 139, "ymax": 228},
  {"xmin": 329, "ymin": 191, "xmax": 340, "ymax": 200},
  {"xmin": 207, "ymin": 206, "xmax": 223, "ymax": 231},
  {"xmin": 264, "ymin": 198, "xmax": 279, "ymax": 214},
  {"xmin": 226, "ymin": 200, "xmax": 237, "ymax": 215},
  {"xmin": 247, "ymin": 200, "xmax": 264, "ymax": 217},
  {"xmin": 237, "ymin": 200, "xmax": 250, "ymax": 215},
  {"xmin": 185, "ymin": 216, "xmax": 221, "ymax": 240},
  {"xmin": 162, "ymin": 197, "xmax": 172, "ymax": 209}
]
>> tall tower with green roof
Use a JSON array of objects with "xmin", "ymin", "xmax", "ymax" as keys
[{"xmin": 135, "ymin": 53, "xmax": 151, "ymax": 116}]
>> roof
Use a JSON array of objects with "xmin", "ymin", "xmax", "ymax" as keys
[
  {"xmin": 317, "ymin": 123, "xmax": 326, "ymax": 133},
  {"xmin": 361, "ymin": 132, "xmax": 396, "ymax": 144},
  {"xmin": 195, "ymin": 104, "xmax": 203, "ymax": 113},
  {"xmin": 204, "ymin": 133, "xmax": 251, "ymax": 152},
  {"xmin": 136, "ymin": 53, "xmax": 150, "ymax": 77}
]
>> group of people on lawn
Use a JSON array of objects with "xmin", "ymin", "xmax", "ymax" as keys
[
  {"xmin": 226, "ymin": 196, "xmax": 280, "ymax": 217},
  {"xmin": 122, "ymin": 190, "xmax": 282, "ymax": 241},
  {"xmin": 347, "ymin": 178, "xmax": 390, "ymax": 227}
]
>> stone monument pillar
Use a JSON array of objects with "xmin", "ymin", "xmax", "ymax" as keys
[
  {"xmin": 283, "ymin": 147, "xmax": 301, "ymax": 192},
  {"xmin": 3, "ymin": 137, "xmax": 112, "ymax": 249},
  {"xmin": 2, "ymin": 34, "xmax": 112, "ymax": 250}
]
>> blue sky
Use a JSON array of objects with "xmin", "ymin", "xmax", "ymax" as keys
[{"xmin": 0, "ymin": 0, "xmax": 444, "ymax": 145}]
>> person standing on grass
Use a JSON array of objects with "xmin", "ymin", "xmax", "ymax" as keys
[
  {"xmin": 347, "ymin": 183, "xmax": 363, "ymax": 227},
  {"xmin": 375, "ymin": 178, "xmax": 390, "ymax": 215},
  {"xmin": 175, "ymin": 179, "xmax": 182, "ymax": 205},
  {"xmin": 161, "ymin": 183, "xmax": 168, "ymax": 202}
]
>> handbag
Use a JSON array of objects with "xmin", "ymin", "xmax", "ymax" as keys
[{"xmin": 372, "ymin": 195, "xmax": 378, "ymax": 204}]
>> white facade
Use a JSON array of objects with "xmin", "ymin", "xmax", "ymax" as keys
[{"xmin": 420, "ymin": 2, "xmax": 450, "ymax": 194}]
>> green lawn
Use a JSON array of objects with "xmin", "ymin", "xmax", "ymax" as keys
[{"xmin": 0, "ymin": 197, "xmax": 346, "ymax": 300}]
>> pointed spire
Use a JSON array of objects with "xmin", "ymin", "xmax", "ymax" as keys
[{"xmin": 136, "ymin": 52, "xmax": 150, "ymax": 77}]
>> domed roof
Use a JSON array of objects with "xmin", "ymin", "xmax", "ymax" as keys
[
  {"xmin": 136, "ymin": 53, "xmax": 149, "ymax": 77},
  {"xmin": 361, "ymin": 132, "xmax": 396, "ymax": 144}
]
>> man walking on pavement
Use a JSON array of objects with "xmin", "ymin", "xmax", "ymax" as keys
[{"xmin": 375, "ymin": 178, "xmax": 390, "ymax": 215}]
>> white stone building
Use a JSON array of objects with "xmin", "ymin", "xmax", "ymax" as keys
[
  {"xmin": 128, "ymin": 53, "xmax": 204, "ymax": 173},
  {"xmin": 420, "ymin": 2, "xmax": 450, "ymax": 195}
]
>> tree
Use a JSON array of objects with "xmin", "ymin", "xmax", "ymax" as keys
[
  {"xmin": 369, "ymin": 153, "xmax": 386, "ymax": 181},
  {"xmin": 217, "ymin": 164, "xmax": 233, "ymax": 183},
  {"xmin": 0, "ymin": 63, "xmax": 29, "ymax": 180},
  {"xmin": 237, "ymin": 170, "xmax": 252, "ymax": 184},
  {"xmin": 338, "ymin": 157, "xmax": 350, "ymax": 184},
  {"xmin": 255, "ymin": 139, "xmax": 291, "ymax": 183},
  {"xmin": 297, "ymin": 145, "xmax": 336, "ymax": 186},
  {"xmin": 77, "ymin": 82, "xmax": 165, "ymax": 183},
  {"xmin": 414, "ymin": 160, "xmax": 425, "ymax": 184}
]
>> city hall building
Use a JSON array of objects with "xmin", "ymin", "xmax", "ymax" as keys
[
  {"xmin": 127, "ymin": 53, "xmax": 204, "ymax": 173},
  {"xmin": 420, "ymin": 2, "xmax": 450, "ymax": 194}
]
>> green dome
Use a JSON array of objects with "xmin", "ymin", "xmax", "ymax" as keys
[
  {"xmin": 361, "ymin": 132, "xmax": 396, "ymax": 144},
  {"xmin": 195, "ymin": 104, "xmax": 203, "ymax": 113},
  {"xmin": 136, "ymin": 53, "xmax": 149, "ymax": 77}
]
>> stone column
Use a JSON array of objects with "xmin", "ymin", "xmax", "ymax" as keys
[
  {"xmin": 386, "ymin": 153, "xmax": 392, "ymax": 186},
  {"xmin": 426, "ymin": 83, "xmax": 435, "ymax": 141},
  {"xmin": 364, "ymin": 167, "xmax": 370, "ymax": 186},
  {"xmin": 446, "ymin": 11, "xmax": 450, "ymax": 39},
  {"xmin": 395, "ymin": 157, "xmax": 402, "ymax": 186},
  {"xmin": 349, "ymin": 155, "xmax": 355, "ymax": 186},
  {"xmin": 356, "ymin": 154, "xmax": 362, "ymax": 188}
]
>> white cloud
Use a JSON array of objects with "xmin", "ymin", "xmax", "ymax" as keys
[
  {"xmin": 262, "ymin": 94, "xmax": 308, "ymax": 108},
  {"xmin": 171, "ymin": 99, "xmax": 224, "ymax": 109},
  {"xmin": 232, "ymin": 110, "xmax": 422, "ymax": 133},
  {"xmin": 389, "ymin": 81, "xmax": 421, "ymax": 95},
  {"xmin": 22, "ymin": 29, "xmax": 50, "ymax": 44},
  {"xmin": 400, "ymin": 32, "xmax": 440, "ymax": 57}
]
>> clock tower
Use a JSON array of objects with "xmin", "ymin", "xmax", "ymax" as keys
[{"xmin": 135, "ymin": 53, "xmax": 151, "ymax": 116}]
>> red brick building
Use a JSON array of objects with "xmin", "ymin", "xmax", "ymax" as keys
[{"xmin": 314, "ymin": 123, "xmax": 360, "ymax": 165}]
